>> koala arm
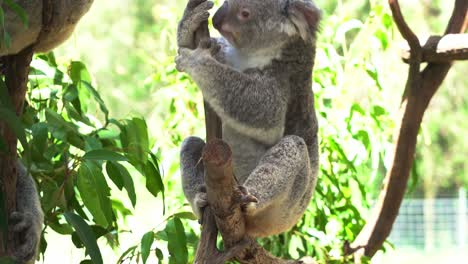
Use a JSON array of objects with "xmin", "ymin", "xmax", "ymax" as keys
[
  {"xmin": 176, "ymin": 46, "xmax": 288, "ymax": 144},
  {"xmin": 16, "ymin": 164, "xmax": 43, "ymax": 224},
  {"xmin": 177, "ymin": 0, "xmax": 213, "ymax": 49},
  {"xmin": 12, "ymin": 163, "xmax": 43, "ymax": 263}
]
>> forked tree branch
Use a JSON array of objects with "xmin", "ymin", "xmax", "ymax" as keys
[{"xmin": 349, "ymin": 0, "xmax": 467, "ymax": 259}]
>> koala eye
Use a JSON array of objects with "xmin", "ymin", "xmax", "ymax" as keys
[{"xmin": 238, "ymin": 8, "xmax": 251, "ymax": 21}]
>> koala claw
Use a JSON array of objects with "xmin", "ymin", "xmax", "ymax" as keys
[
  {"xmin": 10, "ymin": 211, "xmax": 38, "ymax": 263},
  {"xmin": 236, "ymin": 186, "xmax": 258, "ymax": 214},
  {"xmin": 194, "ymin": 192, "xmax": 208, "ymax": 209},
  {"xmin": 194, "ymin": 190, "xmax": 209, "ymax": 224}
]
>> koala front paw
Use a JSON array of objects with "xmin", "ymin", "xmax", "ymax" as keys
[
  {"xmin": 184, "ymin": 0, "xmax": 214, "ymax": 32},
  {"xmin": 10, "ymin": 211, "xmax": 40, "ymax": 263},
  {"xmin": 192, "ymin": 185, "xmax": 208, "ymax": 223},
  {"xmin": 175, "ymin": 39, "xmax": 220, "ymax": 73},
  {"xmin": 175, "ymin": 47, "xmax": 195, "ymax": 73},
  {"xmin": 236, "ymin": 186, "xmax": 258, "ymax": 215}
]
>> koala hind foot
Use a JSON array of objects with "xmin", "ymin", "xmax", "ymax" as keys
[
  {"xmin": 236, "ymin": 186, "xmax": 258, "ymax": 215},
  {"xmin": 10, "ymin": 211, "xmax": 40, "ymax": 263}
]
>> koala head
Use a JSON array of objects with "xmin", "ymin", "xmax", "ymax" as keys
[{"xmin": 213, "ymin": 0, "xmax": 321, "ymax": 53}]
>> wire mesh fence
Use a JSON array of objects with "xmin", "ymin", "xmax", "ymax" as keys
[{"xmin": 388, "ymin": 188, "xmax": 467, "ymax": 251}]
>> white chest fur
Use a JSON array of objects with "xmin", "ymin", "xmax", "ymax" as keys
[{"xmin": 224, "ymin": 45, "xmax": 282, "ymax": 72}]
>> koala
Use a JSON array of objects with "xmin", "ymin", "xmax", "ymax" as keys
[
  {"xmin": 0, "ymin": 0, "xmax": 94, "ymax": 56},
  {"xmin": 177, "ymin": 0, "xmax": 320, "ymax": 238},
  {"xmin": 9, "ymin": 162, "xmax": 43, "ymax": 264}
]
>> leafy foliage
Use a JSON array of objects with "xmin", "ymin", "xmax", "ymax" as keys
[
  {"xmin": 1, "ymin": 0, "xmax": 464, "ymax": 263},
  {"xmin": 0, "ymin": 54, "xmax": 165, "ymax": 263}
]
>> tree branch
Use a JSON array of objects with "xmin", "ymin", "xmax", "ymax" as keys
[
  {"xmin": 0, "ymin": 0, "xmax": 55, "ymax": 257},
  {"xmin": 402, "ymin": 34, "xmax": 468, "ymax": 63},
  {"xmin": 195, "ymin": 140, "xmax": 310, "ymax": 264},
  {"xmin": 388, "ymin": 0, "xmax": 421, "ymax": 51},
  {"xmin": 349, "ymin": 0, "xmax": 467, "ymax": 259}
]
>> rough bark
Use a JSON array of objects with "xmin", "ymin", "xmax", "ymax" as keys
[
  {"xmin": 349, "ymin": 0, "xmax": 467, "ymax": 259},
  {"xmin": 0, "ymin": 45, "xmax": 34, "ymax": 259},
  {"xmin": 194, "ymin": 140, "xmax": 310, "ymax": 264},
  {"xmin": 0, "ymin": 0, "xmax": 56, "ymax": 258}
]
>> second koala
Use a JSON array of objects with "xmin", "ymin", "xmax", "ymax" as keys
[{"xmin": 177, "ymin": 0, "xmax": 320, "ymax": 237}]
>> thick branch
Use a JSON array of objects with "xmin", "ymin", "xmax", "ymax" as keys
[
  {"xmin": 0, "ymin": 45, "xmax": 34, "ymax": 258},
  {"xmin": 402, "ymin": 34, "xmax": 468, "ymax": 63},
  {"xmin": 349, "ymin": 0, "xmax": 467, "ymax": 259},
  {"xmin": 194, "ymin": 140, "xmax": 308, "ymax": 264}
]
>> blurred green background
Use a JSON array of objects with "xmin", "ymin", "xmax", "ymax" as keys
[{"xmin": 20, "ymin": 0, "xmax": 468, "ymax": 263}]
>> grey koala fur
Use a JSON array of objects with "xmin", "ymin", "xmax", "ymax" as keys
[
  {"xmin": 9, "ymin": 162, "xmax": 44, "ymax": 264},
  {"xmin": 0, "ymin": 0, "xmax": 93, "ymax": 56},
  {"xmin": 177, "ymin": 0, "xmax": 320, "ymax": 237}
]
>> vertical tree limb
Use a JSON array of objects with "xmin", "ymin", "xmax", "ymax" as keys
[
  {"xmin": 349, "ymin": 0, "xmax": 467, "ymax": 258},
  {"xmin": 195, "ymin": 140, "xmax": 306, "ymax": 264},
  {"xmin": 0, "ymin": 45, "xmax": 34, "ymax": 258},
  {"xmin": 0, "ymin": 0, "xmax": 54, "ymax": 257}
]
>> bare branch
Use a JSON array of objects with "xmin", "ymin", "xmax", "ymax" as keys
[
  {"xmin": 388, "ymin": 0, "xmax": 421, "ymax": 51},
  {"xmin": 444, "ymin": 0, "xmax": 468, "ymax": 34},
  {"xmin": 402, "ymin": 34, "xmax": 468, "ymax": 63},
  {"xmin": 349, "ymin": 0, "xmax": 468, "ymax": 259}
]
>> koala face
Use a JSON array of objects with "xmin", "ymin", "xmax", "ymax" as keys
[
  {"xmin": 213, "ymin": 0, "xmax": 320, "ymax": 54},
  {"xmin": 213, "ymin": 0, "xmax": 292, "ymax": 53}
]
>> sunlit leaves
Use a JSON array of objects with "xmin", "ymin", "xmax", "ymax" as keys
[
  {"xmin": 141, "ymin": 231, "xmax": 155, "ymax": 264},
  {"xmin": 106, "ymin": 161, "xmax": 137, "ymax": 207},
  {"xmin": 164, "ymin": 218, "xmax": 188, "ymax": 264},
  {"xmin": 77, "ymin": 161, "xmax": 113, "ymax": 227}
]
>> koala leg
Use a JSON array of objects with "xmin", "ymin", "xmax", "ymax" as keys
[
  {"xmin": 180, "ymin": 136, "xmax": 207, "ymax": 219},
  {"xmin": 242, "ymin": 135, "xmax": 314, "ymax": 237}
]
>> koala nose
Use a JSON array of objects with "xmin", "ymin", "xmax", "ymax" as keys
[{"xmin": 213, "ymin": 1, "xmax": 229, "ymax": 30}]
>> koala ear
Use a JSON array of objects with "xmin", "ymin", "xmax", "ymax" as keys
[{"xmin": 284, "ymin": 0, "xmax": 321, "ymax": 41}]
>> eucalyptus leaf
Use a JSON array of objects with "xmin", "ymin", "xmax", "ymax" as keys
[
  {"xmin": 141, "ymin": 231, "xmax": 155, "ymax": 264},
  {"xmin": 64, "ymin": 212, "xmax": 103, "ymax": 264},
  {"xmin": 83, "ymin": 149, "xmax": 128, "ymax": 162}
]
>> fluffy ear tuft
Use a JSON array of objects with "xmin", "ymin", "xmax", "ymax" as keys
[{"xmin": 284, "ymin": 0, "xmax": 321, "ymax": 41}]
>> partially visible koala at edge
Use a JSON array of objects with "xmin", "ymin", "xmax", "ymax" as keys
[
  {"xmin": 9, "ymin": 162, "xmax": 44, "ymax": 264},
  {"xmin": 0, "ymin": 0, "xmax": 94, "ymax": 56},
  {"xmin": 177, "ymin": 0, "xmax": 321, "ymax": 238}
]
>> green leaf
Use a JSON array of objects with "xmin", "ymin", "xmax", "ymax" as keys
[
  {"xmin": 77, "ymin": 161, "xmax": 113, "ymax": 227},
  {"xmin": 172, "ymin": 212, "xmax": 197, "ymax": 221},
  {"xmin": 0, "ymin": 8, "xmax": 5, "ymax": 28},
  {"xmin": 4, "ymin": 0, "xmax": 29, "ymax": 27},
  {"xmin": 69, "ymin": 61, "xmax": 92, "ymax": 84},
  {"xmin": 165, "ymin": 218, "xmax": 188, "ymax": 264},
  {"xmin": 0, "ymin": 107, "xmax": 28, "ymax": 151},
  {"xmin": 155, "ymin": 248, "xmax": 164, "ymax": 262},
  {"xmin": 64, "ymin": 212, "xmax": 103, "ymax": 264},
  {"xmin": 83, "ymin": 149, "xmax": 128, "ymax": 162},
  {"xmin": 82, "ymin": 81, "xmax": 109, "ymax": 122},
  {"xmin": 31, "ymin": 122, "xmax": 48, "ymax": 154},
  {"xmin": 0, "ymin": 257, "xmax": 16, "ymax": 264},
  {"xmin": 141, "ymin": 231, "xmax": 155, "ymax": 264},
  {"xmin": 119, "ymin": 118, "xmax": 149, "ymax": 169},
  {"xmin": 106, "ymin": 161, "xmax": 136, "ymax": 207},
  {"xmin": 118, "ymin": 246, "xmax": 137, "ymax": 263},
  {"xmin": 105, "ymin": 162, "xmax": 124, "ymax": 190},
  {"xmin": 144, "ymin": 161, "xmax": 163, "ymax": 198}
]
